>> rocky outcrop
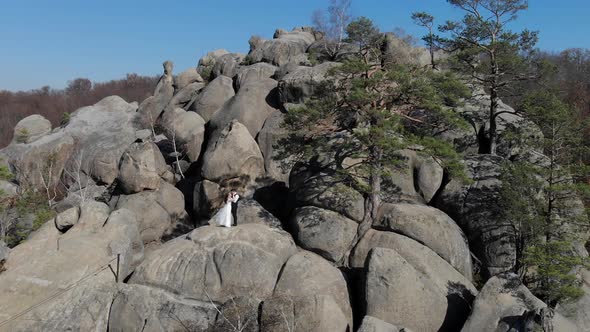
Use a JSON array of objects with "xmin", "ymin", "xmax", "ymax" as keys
[
  {"xmin": 189, "ymin": 75, "xmax": 235, "ymax": 122},
  {"xmin": 435, "ymin": 154, "xmax": 513, "ymax": 278},
  {"xmin": 235, "ymin": 62, "xmax": 278, "ymax": 91},
  {"xmin": 209, "ymin": 78, "xmax": 279, "ymax": 138},
  {"xmin": 278, "ymin": 62, "xmax": 338, "ymax": 103},
  {"xmin": 290, "ymin": 206, "xmax": 357, "ymax": 263},
  {"xmin": 365, "ymin": 247, "xmax": 475, "ymax": 332},
  {"xmin": 113, "ymin": 181, "xmax": 190, "ymax": 244},
  {"xmin": 138, "ymin": 61, "xmax": 175, "ymax": 128},
  {"xmin": 12, "ymin": 114, "xmax": 52, "ymax": 144},
  {"xmin": 273, "ymin": 250, "xmax": 353, "ymax": 329},
  {"xmin": 167, "ymin": 81, "xmax": 205, "ymax": 111},
  {"xmin": 130, "ymin": 224, "xmax": 296, "ymax": 303},
  {"xmin": 201, "ymin": 120, "xmax": 265, "ymax": 182},
  {"xmin": 257, "ymin": 112, "xmax": 293, "ymax": 183},
  {"xmin": 174, "ymin": 67, "xmax": 204, "ymax": 91},
  {"xmin": 375, "ymin": 203, "xmax": 472, "ymax": 279},
  {"xmin": 109, "ymin": 283, "xmax": 216, "ymax": 332},
  {"xmin": 117, "ymin": 141, "xmax": 167, "ymax": 194},
  {"xmin": 248, "ymin": 28, "xmax": 315, "ymax": 66},
  {"xmin": 0, "ymin": 201, "xmax": 144, "ymax": 331},
  {"xmin": 461, "ymin": 273, "xmax": 577, "ymax": 332},
  {"xmin": 64, "ymin": 95, "xmax": 139, "ymax": 185},
  {"xmin": 290, "ymin": 162, "xmax": 365, "ymax": 222},
  {"xmin": 161, "ymin": 107, "xmax": 206, "ymax": 162}
]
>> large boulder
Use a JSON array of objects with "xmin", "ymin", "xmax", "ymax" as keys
[
  {"xmin": 2, "ymin": 131, "xmax": 74, "ymax": 193},
  {"xmin": 257, "ymin": 112, "xmax": 293, "ymax": 184},
  {"xmin": 235, "ymin": 62, "xmax": 278, "ymax": 91},
  {"xmin": 161, "ymin": 107, "xmax": 206, "ymax": 162},
  {"xmin": 189, "ymin": 75, "xmax": 235, "ymax": 122},
  {"xmin": 12, "ymin": 114, "xmax": 52, "ymax": 144},
  {"xmin": 167, "ymin": 81, "xmax": 205, "ymax": 110},
  {"xmin": 174, "ymin": 67, "xmax": 204, "ymax": 91},
  {"xmin": 130, "ymin": 224, "xmax": 296, "ymax": 303},
  {"xmin": 211, "ymin": 52, "xmax": 246, "ymax": 79},
  {"xmin": 273, "ymin": 250, "xmax": 353, "ymax": 329},
  {"xmin": 201, "ymin": 120, "xmax": 265, "ymax": 182},
  {"xmin": 108, "ymin": 283, "xmax": 216, "ymax": 332},
  {"xmin": 197, "ymin": 49, "xmax": 230, "ymax": 80},
  {"xmin": 290, "ymin": 206, "xmax": 358, "ymax": 263},
  {"xmin": 117, "ymin": 141, "xmax": 167, "ymax": 194},
  {"xmin": 461, "ymin": 273, "xmax": 576, "ymax": 332},
  {"xmin": 113, "ymin": 181, "xmax": 190, "ymax": 244},
  {"xmin": 236, "ymin": 198, "xmax": 283, "ymax": 229},
  {"xmin": 375, "ymin": 203, "xmax": 472, "ymax": 279},
  {"xmin": 210, "ymin": 78, "xmax": 279, "ymax": 138},
  {"xmin": 434, "ymin": 154, "xmax": 514, "ymax": 278},
  {"xmin": 278, "ymin": 62, "xmax": 339, "ymax": 103},
  {"xmin": 63, "ymin": 95, "xmax": 139, "ymax": 185},
  {"xmin": 365, "ymin": 247, "xmax": 475, "ymax": 332},
  {"xmin": 290, "ymin": 162, "xmax": 365, "ymax": 222},
  {"xmin": 248, "ymin": 28, "xmax": 315, "ymax": 66},
  {"xmin": 383, "ymin": 149, "xmax": 444, "ymax": 204},
  {"xmin": 0, "ymin": 202, "xmax": 144, "ymax": 331}
]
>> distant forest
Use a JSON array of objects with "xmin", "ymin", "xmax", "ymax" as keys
[
  {"xmin": 0, "ymin": 48, "xmax": 588, "ymax": 148},
  {"xmin": 0, "ymin": 74, "xmax": 159, "ymax": 147}
]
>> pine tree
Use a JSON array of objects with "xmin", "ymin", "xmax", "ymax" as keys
[{"xmin": 278, "ymin": 17, "xmax": 470, "ymax": 263}]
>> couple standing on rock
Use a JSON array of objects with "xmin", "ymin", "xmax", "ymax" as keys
[{"xmin": 210, "ymin": 191, "xmax": 240, "ymax": 227}]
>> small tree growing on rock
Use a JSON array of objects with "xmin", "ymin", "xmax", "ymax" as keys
[
  {"xmin": 279, "ymin": 17, "xmax": 470, "ymax": 265},
  {"xmin": 411, "ymin": 12, "xmax": 437, "ymax": 69}
]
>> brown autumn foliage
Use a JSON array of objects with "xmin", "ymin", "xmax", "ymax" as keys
[{"xmin": 0, "ymin": 73, "xmax": 158, "ymax": 148}]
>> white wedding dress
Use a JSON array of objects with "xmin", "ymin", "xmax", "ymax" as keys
[{"xmin": 210, "ymin": 194, "xmax": 239, "ymax": 227}]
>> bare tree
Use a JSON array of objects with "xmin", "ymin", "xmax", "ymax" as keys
[
  {"xmin": 38, "ymin": 153, "xmax": 59, "ymax": 208},
  {"xmin": 312, "ymin": 0, "xmax": 353, "ymax": 60},
  {"xmin": 62, "ymin": 151, "xmax": 91, "ymax": 204}
]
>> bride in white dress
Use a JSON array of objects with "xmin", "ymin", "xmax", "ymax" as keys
[{"xmin": 210, "ymin": 191, "xmax": 239, "ymax": 227}]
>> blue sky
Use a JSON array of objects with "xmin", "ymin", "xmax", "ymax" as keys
[{"xmin": 1, "ymin": 0, "xmax": 588, "ymax": 91}]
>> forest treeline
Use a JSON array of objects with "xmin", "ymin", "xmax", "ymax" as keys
[{"xmin": 0, "ymin": 74, "xmax": 159, "ymax": 147}]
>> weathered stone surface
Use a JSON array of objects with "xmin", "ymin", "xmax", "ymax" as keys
[
  {"xmin": 12, "ymin": 114, "xmax": 51, "ymax": 144},
  {"xmin": 161, "ymin": 107, "xmax": 206, "ymax": 162},
  {"xmin": 201, "ymin": 120, "xmax": 265, "ymax": 182},
  {"xmin": 235, "ymin": 62, "xmax": 277, "ymax": 91},
  {"xmin": 383, "ymin": 149, "xmax": 444, "ymax": 204},
  {"xmin": 64, "ymin": 96, "xmax": 139, "ymax": 185},
  {"xmin": 260, "ymin": 295, "xmax": 349, "ymax": 332},
  {"xmin": 0, "ymin": 240, "xmax": 8, "ymax": 271},
  {"xmin": 114, "ymin": 181, "xmax": 190, "ymax": 244},
  {"xmin": 109, "ymin": 283, "xmax": 216, "ymax": 332},
  {"xmin": 197, "ymin": 49, "xmax": 230, "ymax": 80},
  {"xmin": 357, "ymin": 316, "xmax": 409, "ymax": 332},
  {"xmin": 278, "ymin": 62, "xmax": 339, "ymax": 103},
  {"xmin": 138, "ymin": 62, "xmax": 175, "ymax": 128},
  {"xmin": 374, "ymin": 203, "xmax": 472, "ymax": 279},
  {"xmin": 189, "ymin": 75, "xmax": 235, "ymax": 122},
  {"xmin": 131, "ymin": 224, "xmax": 296, "ymax": 303},
  {"xmin": 118, "ymin": 142, "xmax": 167, "ymax": 194},
  {"xmin": 210, "ymin": 78, "xmax": 279, "ymax": 138},
  {"xmin": 167, "ymin": 81, "xmax": 205, "ymax": 110},
  {"xmin": 175, "ymin": 67, "xmax": 204, "ymax": 91},
  {"xmin": 274, "ymin": 251, "xmax": 352, "ymax": 328},
  {"xmin": 434, "ymin": 154, "xmax": 514, "ymax": 278},
  {"xmin": 193, "ymin": 179, "xmax": 221, "ymax": 220},
  {"xmin": 54, "ymin": 206, "xmax": 80, "ymax": 232},
  {"xmin": 211, "ymin": 52, "xmax": 246, "ymax": 79},
  {"xmin": 557, "ymin": 269, "xmax": 590, "ymax": 332},
  {"xmin": 248, "ymin": 28, "xmax": 315, "ymax": 66},
  {"xmin": 0, "ymin": 202, "xmax": 144, "ymax": 330},
  {"xmin": 366, "ymin": 247, "xmax": 470, "ymax": 332},
  {"xmin": 290, "ymin": 206, "xmax": 357, "ymax": 263},
  {"xmin": 461, "ymin": 273, "xmax": 548, "ymax": 332},
  {"xmin": 3, "ymin": 131, "xmax": 74, "ymax": 192},
  {"xmin": 236, "ymin": 198, "xmax": 282, "ymax": 229},
  {"xmin": 257, "ymin": 112, "xmax": 293, "ymax": 184},
  {"xmin": 290, "ymin": 162, "xmax": 365, "ymax": 222}
]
